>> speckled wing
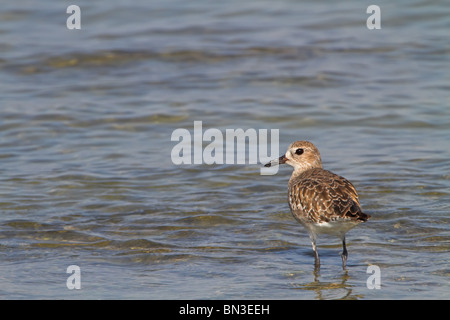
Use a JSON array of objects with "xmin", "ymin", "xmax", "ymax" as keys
[{"xmin": 288, "ymin": 169, "xmax": 369, "ymax": 224}]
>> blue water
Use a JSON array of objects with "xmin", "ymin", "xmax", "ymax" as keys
[{"xmin": 0, "ymin": 0, "xmax": 449, "ymax": 299}]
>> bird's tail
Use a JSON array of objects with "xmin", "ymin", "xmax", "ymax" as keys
[{"xmin": 357, "ymin": 211, "xmax": 371, "ymax": 222}]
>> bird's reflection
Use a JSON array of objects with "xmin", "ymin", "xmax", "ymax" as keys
[{"xmin": 291, "ymin": 264, "xmax": 362, "ymax": 300}]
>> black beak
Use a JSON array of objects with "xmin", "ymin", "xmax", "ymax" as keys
[{"xmin": 264, "ymin": 155, "xmax": 288, "ymax": 167}]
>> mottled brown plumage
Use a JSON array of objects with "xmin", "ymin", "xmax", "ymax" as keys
[
  {"xmin": 288, "ymin": 168, "xmax": 369, "ymax": 225},
  {"xmin": 265, "ymin": 140, "xmax": 370, "ymax": 269}
]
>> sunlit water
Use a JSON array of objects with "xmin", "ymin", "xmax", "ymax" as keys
[{"xmin": 0, "ymin": 0, "xmax": 449, "ymax": 299}]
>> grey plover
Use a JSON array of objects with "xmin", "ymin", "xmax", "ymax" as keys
[{"xmin": 265, "ymin": 141, "xmax": 370, "ymax": 268}]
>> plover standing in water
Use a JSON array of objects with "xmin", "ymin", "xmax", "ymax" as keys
[{"xmin": 265, "ymin": 141, "xmax": 370, "ymax": 269}]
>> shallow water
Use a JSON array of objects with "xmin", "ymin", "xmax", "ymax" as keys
[{"xmin": 0, "ymin": 0, "xmax": 449, "ymax": 299}]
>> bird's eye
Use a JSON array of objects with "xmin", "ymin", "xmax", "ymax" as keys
[{"xmin": 295, "ymin": 148, "xmax": 304, "ymax": 155}]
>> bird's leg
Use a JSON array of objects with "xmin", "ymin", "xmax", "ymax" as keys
[
  {"xmin": 341, "ymin": 236, "xmax": 348, "ymax": 269},
  {"xmin": 311, "ymin": 237, "xmax": 320, "ymax": 268}
]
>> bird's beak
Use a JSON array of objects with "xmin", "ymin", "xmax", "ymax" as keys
[{"xmin": 264, "ymin": 155, "xmax": 288, "ymax": 167}]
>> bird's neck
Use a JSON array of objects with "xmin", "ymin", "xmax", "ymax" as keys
[{"xmin": 289, "ymin": 162, "xmax": 322, "ymax": 182}]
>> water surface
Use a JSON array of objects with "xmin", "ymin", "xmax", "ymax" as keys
[{"xmin": 0, "ymin": 0, "xmax": 449, "ymax": 299}]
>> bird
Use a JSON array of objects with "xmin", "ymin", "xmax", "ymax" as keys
[{"xmin": 264, "ymin": 140, "xmax": 370, "ymax": 269}]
